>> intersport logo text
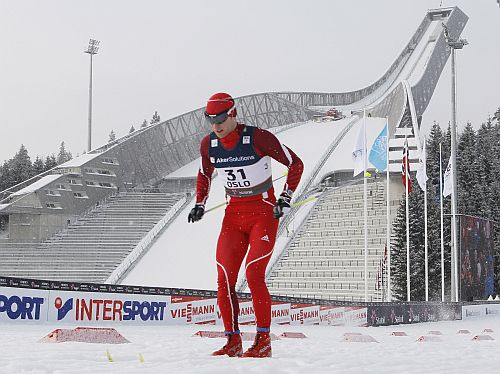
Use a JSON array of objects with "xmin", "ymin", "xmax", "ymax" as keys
[{"xmin": 54, "ymin": 296, "xmax": 167, "ymax": 321}]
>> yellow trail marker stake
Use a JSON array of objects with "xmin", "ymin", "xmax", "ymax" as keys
[
  {"xmin": 106, "ymin": 350, "xmax": 114, "ymax": 362},
  {"xmin": 139, "ymin": 353, "xmax": 145, "ymax": 363}
]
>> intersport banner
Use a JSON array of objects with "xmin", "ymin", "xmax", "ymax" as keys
[
  {"xmin": 0, "ymin": 287, "xmax": 49, "ymax": 322},
  {"xmin": 47, "ymin": 290, "xmax": 171, "ymax": 324}
]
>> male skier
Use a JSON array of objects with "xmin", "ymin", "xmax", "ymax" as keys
[{"xmin": 188, "ymin": 92, "xmax": 303, "ymax": 358}]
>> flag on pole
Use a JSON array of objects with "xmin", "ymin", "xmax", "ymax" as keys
[
  {"xmin": 443, "ymin": 156, "xmax": 453, "ymax": 197},
  {"xmin": 401, "ymin": 138, "xmax": 412, "ymax": 192},
  {"xmin": 352, "ymin": 122, "xmax": 365, "ymax": 177},
  {"xmin": 416, "ymin": 139, "xmax": 428, "ymax": 190},
  {"xmin": 369, "ymin": 125, "xmax": 388, "ymax": 171}
]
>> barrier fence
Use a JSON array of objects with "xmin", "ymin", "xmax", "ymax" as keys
[{"xmin": 0, "ymin": 276, "xmax": 496, "ymax": 327}]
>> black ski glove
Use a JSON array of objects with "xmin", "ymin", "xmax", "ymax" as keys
[
  {"xmin": 188, "ymin": 204, "xmax": 205, "ymax": 223},
  {"xmin": 273, "ymin": 191, "xmax": 292, "ymax": 219}
]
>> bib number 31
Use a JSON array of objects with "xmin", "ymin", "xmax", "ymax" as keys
[{"xmin": 224, "ymin": 168, "xmax": 250, "ymax": 188}]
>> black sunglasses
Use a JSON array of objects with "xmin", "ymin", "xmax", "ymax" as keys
[{"xmin": 204, "ymin": 104, "xmax": 235, "ymax": 125}]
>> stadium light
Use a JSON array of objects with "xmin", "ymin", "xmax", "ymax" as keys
[
  {"xmin": 84, "ymin": 39, "xmax": 100, "ymax": 152},
  {"xmin": 442, "ymin": 23, "xmax": 468, "ymax": 302}
]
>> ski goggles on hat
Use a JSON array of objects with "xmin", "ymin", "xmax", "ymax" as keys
[{"xmin": 204, "ymin": 104, "xmax": 235, "ymax": 125}]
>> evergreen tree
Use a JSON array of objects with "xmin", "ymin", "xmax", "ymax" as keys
[
  {"xmin": 32, "ymin": 156, "xmax": 45, "ymax": 176},
  {"xmin": 441, "ymin": 124, "xmax": 453, "ymax": 296},
  {"xmin": 108, "ymin": 130, "xmax": 116, "ymax": 142},
  {"xmin": 426, "ymin": 122, "xmax": 443, "ymax": 184},
  {"xmin": 129, "ymin": 125, "xmax": 135, "ymax": 133},
  {"xmin": 44, "ymin": 155, "xmax": 57, "ymax": 172},
  {"xmin": 391, "ymin": 178, "xmax": 427, "ymax": 301},
  {"xmin": 457, "ymin": 123, "xmax": 480, "ymax": 215},
  {"xmin": 391, "ymin": 125, "xmax": 453, "ymax": 301},
  {"xmin": 0, "ymin": 160, "xmax": 14, "ymax": 191},
  {"xmin": 141, "ymin": 119, "xmax": 148, "ymax": 128},
  {"xmin": 488, "ymin": 112, "xmax": 500, "ymax": 292},
  {"xmin": 407, "ymin": 186, "xmax": 426, "ymax": 301},
  {"xmin": 425, "ymin": 173, "xmax": 448, "ymax": 300},
  {"xmin": 425, "ymin": 130, "xmax": 451, "ymax": 300},
  {"xmin": 391, "ymin": 198, "xmax": 408, "ymax": 301},
  {"xmin": 475, "ymin": 121, "xmax": 496, "ymax": 218},
  {"xmin": 392, "ymin": 115, "xmax": 500, "ymax": 300},
  {"xmin": 443, "ymin": 124, "xmax": 451, "ymax": 162},
  {"xmin": 57, "ymin": 141, "xmax": 72, "ymax": 165},
  {"xmin": 10, "ymin": 145, "xmax": 32, "ymax": 187},
  {"xmin": 150, "ymin": 111, "xmax": 160, "ymax": 124}
]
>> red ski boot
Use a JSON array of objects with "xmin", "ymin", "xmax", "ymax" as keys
[
  {"xmin": 211, "ymin": 333, "xmax": 243, "ymax": 357},
  {"xmin": 242, "ymin": 331, "xmax": 272, "ymax": 358}
]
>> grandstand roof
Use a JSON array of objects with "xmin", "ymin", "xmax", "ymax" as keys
[
  {"xmin": 10, "ymin": 174, "xmax": 62, "ymax": 197},
  {"xmin": 57, "ymin": 152, "xmax": 101, "ymax": 168}
]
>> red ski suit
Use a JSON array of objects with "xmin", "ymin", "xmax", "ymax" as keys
[{"xmin": 196, "ymin": 123, "xmax": 303, "ymax": 333}]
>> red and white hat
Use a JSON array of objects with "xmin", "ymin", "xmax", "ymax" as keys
[{"xmin": 205, "ymin": 92, "xmax": 236, "ymax": 117}]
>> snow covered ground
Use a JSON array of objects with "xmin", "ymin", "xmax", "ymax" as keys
[{"xmin": 1, "ymin": 315, "xmax": 499, "ymax": 373}]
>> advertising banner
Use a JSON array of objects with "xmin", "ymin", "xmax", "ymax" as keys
[
  {"xmin": 344, "ymin": 307, "xmax": 368, "ymax": 326},
  {"xmin": 459, "ymin": 215, "xmax": 496, "ymax": 301},
  {"xmin": 290, "ymin": 304, "xmax": 320, "ymax": 325},
  {"xmin": 462, "ymin": 304, "xmax": 485, "ymax": 319},
  {"xmin": 47, "ymin": 290, "xmax": 171, "ymax": 324},
  {"xmin": 167, "ymin": 296, "xmax": 216, "ymax": 325},
  {"xmin": 461, "ymin": 304, "xmax": 500, "ymax": 319},
  {"xmin": 271, "ymin": 303, "xmax": 291, "ymax": 325},
  {"xmin": 238, "ymin": 300, "xmax": 256, "ymax": 325},
  {"xmin": 0, "ymin": 287, "xmax": 49, "ymax": 323},
  {"xmin": 319, "ymin": 305, "xmax": 345, "ymax": 326},
  {"xmin": 0, "ymin": 278, "xmax": 478, "ymax": 328},
  {"xmin": 485, "ymin": 304, "xmax": 500, "ymax": 317}
]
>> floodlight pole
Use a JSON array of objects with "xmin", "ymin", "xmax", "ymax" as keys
[
  {"xmin": 443, "ymin": 24, "xmax": 467, "ymax": 302},
  {"xmin": 85, "ymin": 39, "xmax": 100, "ymax": 152}
]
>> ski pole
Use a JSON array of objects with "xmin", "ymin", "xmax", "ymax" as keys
[
  {"xmin": 204, "ymin": 201, "xmax": 228, "ymax": 214},
  {"xmin": 291, "ymin": 196, "xmax": 317, "ymax": 207}
]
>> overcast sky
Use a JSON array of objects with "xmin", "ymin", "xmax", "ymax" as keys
[{"xmin": 0, "ymin": 0, "xmax": 499, "ymax": 163}]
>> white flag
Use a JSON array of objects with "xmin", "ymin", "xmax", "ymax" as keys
[
  {"xmin": 416, "ymin": 139, "xmax": 428, "ymax": 190},
  {"xmin": 443, "ymin": 156, "xmax": 453, "ymax": 197},
  {"xmin": 352, "ymin": 122, "xmax": 365, "ymax": 177}
]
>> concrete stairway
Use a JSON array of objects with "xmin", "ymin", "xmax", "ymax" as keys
[
  {"xmin": 0, "ymin": 192, "xmax": 186, "ymax": 283},
  {"xmin": 267, "ymin": 181, "xmax": 387, "ymax": 301}
]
